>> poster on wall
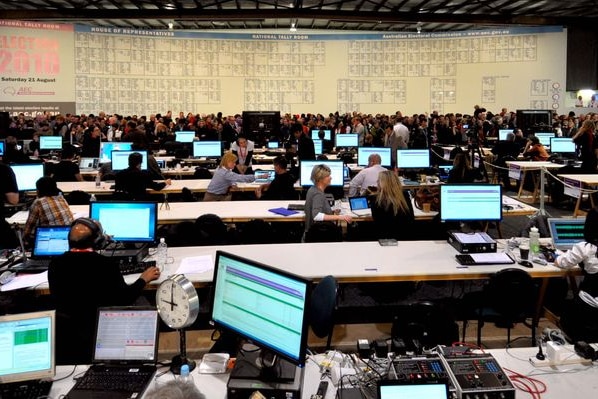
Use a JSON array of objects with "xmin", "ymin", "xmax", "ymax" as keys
[{"xmin": 0, "ymin": 20, "xmax": 76, "ymax": 117}]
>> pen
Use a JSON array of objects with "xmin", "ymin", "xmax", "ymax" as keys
[{"xmin": 364, "ymin": 268, "xmax": 378, "ymax": 271}]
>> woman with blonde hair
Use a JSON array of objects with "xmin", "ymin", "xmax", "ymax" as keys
[
  {"xmin": 371, "ymin": 170, "xmax": 414, "ymax": 240},
  {"xmin": 204, "ymin": 152, "xmax": 255, "ymax": 201}
]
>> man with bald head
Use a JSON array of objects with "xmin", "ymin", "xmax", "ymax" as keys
[
  {"xmin": 348, "ymin": 153, "xmax": 387, "ymax": 197},
  {"xmin": 48, "ymin": 217, "xmax": 160, "ymax": 364}
]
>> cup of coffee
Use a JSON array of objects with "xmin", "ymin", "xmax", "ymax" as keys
[
  {"xmin": 422, "ymin": 203, "xmax": 432, "ymax": 213},
  {"xmin": 519, "ymin": 243, "xmax": 530, "ymax": 260},
  {"xmin": 420, "ymin": 174, "xmax": 427, "ymax": 183}
]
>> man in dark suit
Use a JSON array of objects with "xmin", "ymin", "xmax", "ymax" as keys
[{"xmin": 293, "ymin": 123, "xmax": 315, "ymax": 161}]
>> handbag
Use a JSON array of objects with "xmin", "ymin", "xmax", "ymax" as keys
[{"xmin": 414, "ymin": 187, "xmax": 440, "ymax": 212}]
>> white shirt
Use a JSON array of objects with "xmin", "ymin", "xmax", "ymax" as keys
[
  {"xmin": 230, "ymin": 140, "xmax": 255, "ymax": 166},
  {"xmin": 392, "ymin": 122, "xmax": 410, "ymax": 148},
  {"xmin": 348, "ymin": 164, "xmax": 387, "ymax": 197},
  {"xmin": 556, "ymin": 241, "xmax": 598, "ymax": 307}
]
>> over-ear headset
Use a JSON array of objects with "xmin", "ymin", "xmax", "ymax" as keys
[{"xmin": 70, "ymin": 217, "xmax": 106, "ymax": 249}]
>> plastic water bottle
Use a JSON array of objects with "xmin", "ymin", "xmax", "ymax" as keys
[
  {"xmin": 529, "ymin": 227, "xmax": 540, "ymax": 256},
  {"xmin": 90, "ymin": 194, "xmax": 96, "ymax": 202},
  {"xmin": 95, "ymin": 173, "xmax": 101, "ymax": 187},
  {"xmin": 178, "ymin": 364, "xmax": 192, "ymax": 384},
  {"xmin": 156, "ymin": 237, "xmax": 167, "ymax": 271}
]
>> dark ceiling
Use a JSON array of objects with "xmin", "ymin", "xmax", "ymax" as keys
[{"xmin": 0, "ymin": 0, "xmax": 596, "ymax": 33}]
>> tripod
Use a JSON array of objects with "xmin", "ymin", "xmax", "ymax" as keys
[{"xmin": 467, "ymin": 141, "xmax": 489, "ymax": 182}]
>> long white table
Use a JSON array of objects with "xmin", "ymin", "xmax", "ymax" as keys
[
  {"xmin": 505, "ymin": 161, "xmax": 565, "ymax": 202},
  {"xmin": 556, "ymin": 173, "xmax": 598, "ymax": 216}
]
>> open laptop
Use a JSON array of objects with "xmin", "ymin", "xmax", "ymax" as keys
[
  {"xmin": 548, "ymin": 217, "xmax": 586, "ymax": 251},
  {"xmin": 65, "ymin": 307, "xmax": 159, "ymax": 399},
  {"xmin": 254, "ymin": 169, "xmax": 276, "ymax": 184},
  {"xmin": 79, "ymin": 157, "xmax": 99, "ymax": 171},
  {"xmin": 10, "ymin": 226, "xmax": 70, "ymax": 273},
  {"xmin": 378, "ymin": 379, "xmax": 450, "ymax": 399},
  {"xmin": 349, "ymin": 196, "xmax": 371, "ymax": 217},
  {"xmin": 156, "ymin": 159, "xmax": 167, "ymax": 170}
]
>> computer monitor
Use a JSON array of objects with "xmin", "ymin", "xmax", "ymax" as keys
[
  {"xmin": 534, "ymin": 132, "xmax": 554, "ymax": 148},
  {"xmin": 313, "ymin": 139, "xmax": 323, "ymax": 155},
  {"xmin": 210, "ymin": 251, "xmax": 310, "ymax": 378},
  {"xmin": 335, "ymin": 133, "xmax": 358, "ymax": 148},
  {"xmin": 311, "ymin": 129, "xmax": 331, "ymax": 140},
  {"xmin": 267, "ymin": 141, "xmax": 280, "ymax": 149},
  {"xmin": 299, "ymin": 160, "xmax": 344, "ymax": 187},
  {"xmin": 550, "ymin": 137, "xmax": 576, "ymax": 154},
  {"xmin": 0, "ymin": 139, "xmax": 5, "ymax": 156},
  {"xmin": 440, "ymin": 184, "xmax": 502, "ymax": 222},
  {"xmin": 498, "ymin": 129, "xmax": 513, "ymax": 141},
  {"xmin": 10, "ymin": 163, "xmax": 44, "ymax": 192},
  {"xmin": 357, "ymin": 147, "xmax": 392, "ymax": 167},
  {"xmin": 192, "ymin": 141, "xmax": 222, "ymax": 158},
  {"xmin": 89, "ymin": 201, "xmax": 158, "ymax": 243},
  {"xmin": 396, "ymin": 149, "xmax": 430, "ymax": 169},
  {"xmin": 175, "ymin": 131, "xmax": 195, "ymax": 143},
  {"xmin": 39, "ymin": 136, "xmax": 63, "ymax": 151},
  {"xmin": 111, "ymin": 150, "xmax": 148, "ymax": 171},
  {"xmin": 99, "ymin": 142, "xmax": 133, "ymax": 163},
  {"xmin": 0, "ymin": 310, "xmax": 55, "ymax": 384}
]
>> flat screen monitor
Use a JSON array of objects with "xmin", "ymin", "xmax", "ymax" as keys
[
  {"xmin": 498, "ymin": 129, "xmax": 513, "ymax": 141},
  {"xmin": 0, "ymin": 310, "xmax": 55, "ymax": 384},
  {"xmin": 89, "ymin": 201, "xmax": 158, "ymax": 243},
  {"xmin": 396, "ymin": 149, "xmax": 430, "ymax": 169},
  {"xmin": 313, "ymin": 139, "xmax": 323, "ymax": 155},
  {"xmin": 39, "ymin": 136, "xmax": 63, "ymax": 151},
  {"xmin": 300, "ymin": 160, "xmax": 344, "ymax": 187},
  {"xmin": 99, "ymin": 142, "xmax": 133, "ymax": 163},
  {"xmin": 357, "ymin": 147, "xmax": 392, "ymax": 167},
  {"xmin": 267, "ymin": 141, "xmax": 280, "ymax": 149},
  {"xmin": 440, "ymin": 184, "xmax": 502, "ymax": 222},
  {"xmin": 111, "ymin": 150, "xmax": 148, "ymax": 171},
  {"xmin": 534, "ymin": 132, "xmax": 554, "ymax": 148},
  {"xmin": 10, "ymin": 163, "xmax": 44, "ymax": 191},
  {"xmin": 335, "ymin": 133, "xmax": 358, "ymax": 148},
  {"xmin": 175, "ymin": 131, "xmax": 195, "ymax": 143},
  {"xmin": 193, "ymin": 141, "xmax": 222, "ymax": 158},
  {"xmin": 0, "ymin": 139, "xmax": 5, "ymax": 156},
  {"xmin": 550, "ymin": 137, "xmax": 576, "ymax": 154},
  {"xmin": 210, "ymin": 251, "xmax": 310, "ymax": 370},
  {"xmin": 311, "ymin": 129, "xmax": 331, "ymax": 140}
]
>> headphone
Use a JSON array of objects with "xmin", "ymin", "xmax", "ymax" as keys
[{"xmin": 70, "ymin": 217, "xmax": 106, "ymax": 249}]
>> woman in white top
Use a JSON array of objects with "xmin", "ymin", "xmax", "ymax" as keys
[
  {"xmin": 230, "ymin": 134, "xmax": 254, "ymax": 175},
  {"xmin": 554, "ymin": 207, "xmax": 598, "ymax": 342}
]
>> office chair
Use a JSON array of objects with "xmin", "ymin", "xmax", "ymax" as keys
[
  {"xmin": 65, "ymin": 190, "xmax": 91, "ymax": 205},
  {"xmin": 309, "ymin": 275, "xmax": 338, "ymax": 350},
  {"xmin": 305, "ymin": 221, "xmax": 343, "ymax": 242},
  {"xmin": 194, "ymin": 214, "xmax": 230, "ymax": 245},
  {"xmin": 462, "ymin": 268, "xmax": 537, "ymax": 347},
  {"xmin": 237, "ymin": 219, "xmax": 276, "ymax": 244}
]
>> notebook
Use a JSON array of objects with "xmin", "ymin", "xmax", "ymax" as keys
[
  {"xmin": 65, "ymin": 307, "xmax": 159, "ymax": 399},
  {"xmin": 349, "ymin": 196, "xmax": 371, "ymax": 217},
  {"xmin": 254, "ymin": 169, "xmax": 276, "ymax": 184},
  {"xmin": 548, "ymin": 217, "xmax": 586, "ymax": 251},
  {"xmin": 10, "ymin": 225, "xmax": 70, "ymax": 273},
  {"xmin": 79, "ymin": 157, "xmax": 99, "ymax": 170},
  {"xmin": 378, "ymin": 379, "xmax": 450, "ymax": 399}
]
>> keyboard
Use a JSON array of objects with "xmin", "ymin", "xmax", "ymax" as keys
[
  {"xmin": 119, "ymin": 260, "xmax": 156, "ymax": 275},
  {"xmin": 0, "ymin": 379, "xmax": 53, "ymax": 399},
  {"xmin": 73, "ymin": 369, "xmax": 152, "ymax": 392}
]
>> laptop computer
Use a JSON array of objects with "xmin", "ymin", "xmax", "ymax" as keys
[
  {"xmin": 349, "ymin": 196, "xmax": 371, "ymax": 217},
  {"xmin": 254, "ymin": 169, "xmax": 276, "ymax": 184},
  {"xmin": 66, "ymin": 307, "xmax": 159, "ymax": 399},
  {"xmin": 438, "ymin": 165, "xmax": 453, "ymax": 181},
  {"xmin": 10, "ymin": 225, "xmax": 70, "ymax": 273},
  {"xmin": 79, "ymin": 157, "xmax": 99, "ymax": 170},
  {"xmin": 548, "ymin": 217, "xmax": 586, "ymax": 251},
  {"xmin": 156, "ymin": 159, "xmax": 167, "ymax": 170},
  {"xmin": 378, "ymin": 379, "xmax": 450, "ymax": 399}
]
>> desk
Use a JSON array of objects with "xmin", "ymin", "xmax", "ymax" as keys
[
  {"xmin": 505, "ymin": 161, "xmax": 565, "ymax": 202},
  {"xmin": 556, "ymin": 173, "xmax": 598, "ymax": 217}
]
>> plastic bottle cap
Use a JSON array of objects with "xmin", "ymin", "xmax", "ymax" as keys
[
  {"xmin": 530, "ymin": 227, "xmax": 538, "ymax": 232},
  {"xmin": 160, "ymin": 237, "xmax": 165, "ymax": 243},
  {"xmin": 180, "ymin": 364, "xmax": 189, "ymax": 376}
]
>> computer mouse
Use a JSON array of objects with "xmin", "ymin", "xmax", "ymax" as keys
[{"xmin": 518, "ymin": 260, "xmax": 533, "ymax": 268}]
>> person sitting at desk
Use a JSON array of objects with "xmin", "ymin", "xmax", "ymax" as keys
[
  {"xmin": 2, "ymin": 136, "xmax": 34, "ymax": 164},
  {"xmin": 48, "ymin": 217, "xmax": 161, "ymax": 364},
  {"xmin": 303, "ymin": 164, "xmax": 352, "ymax": 241},
  {"xmin": 318, "ymin": 127, "xmax": 334, "ymax": 153},
  {"xmin": 130, "ymin": 131, "xmax": 165, "ymax": 180},
  {"xmin": 522, "ymin": 135, "xmax": 549, "ymax": 161},
  {"xmin": 50, "ymin": 144, "xmax": 83, "ymax": 182},
  {"xmin": 370, "ymin": 170, "xmax": 414, "ymax": 240},
  {"xmin": 447, "ymin": 153, "xmax": 481, "ymax": 183},
  {"xmin": 554, "ymin": 207, "xmax": 598, "ymax": 342},
  {"xmin": 230, "ymin": 133, "xmax": 254, "ymax": 175},
  {"xmin": 255, "ymin": 155, "xmax": 297, "ymax": 200},
  {"xmin": 204, "ymin": 152, "xmax": 255, "ymax": 201},
  {"xmin": 23, "ymin": 177, "xmax": 74, "ymax": 247},
  {"xmin": 114, "ymin": 152, "xmax": 171, "ymax": 201},
  {"xmin": 0, "ymin": 162, "xmax": 19, "ymax": 249},
  {"xmin": 348, "ymin": 153, "xmax": 386, "ymax": 197}
]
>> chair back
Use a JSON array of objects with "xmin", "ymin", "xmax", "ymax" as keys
[
  {"xmin": 194, "ymin": 213, "xmax": 229, "ymax": 245},
  {"xmin": 305, "ymin": 222, "xmax": 343, "ymax": 242},
  {"xmin": 485, "ymin": 268, "xmax": 536, "ymax": 320},
  {"xmin": 309, "ymin": 275, "xmax": 338, "ymax": 339}
]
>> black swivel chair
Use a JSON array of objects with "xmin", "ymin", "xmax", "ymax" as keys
[{"xmin": 309, "ymin": 275, "xmax": 338, "ymax": 350}]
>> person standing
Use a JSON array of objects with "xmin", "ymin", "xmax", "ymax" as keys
[{"xmin": 0, "ymin": 163, "xmax": 19, "ymax": 249}]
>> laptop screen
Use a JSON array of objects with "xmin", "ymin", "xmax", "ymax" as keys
[
  {"xmin": 349, "ymin": 196, "xmax": 369, "ymax": 211},
  {"xmin": 548, "ymin": 217, "xmax": 586, "ymax": 250},
  {"xmin": 32, "ymin": 226, "xmax": 70, "ymax": 258},
  {"xmin": 93, "ymin": 307, "xmax": 159, "ymax": 363},
  {"xmin": 378, "ymin": 380, "xmax": 449, "ymax": 399},
  {"xmin": 254, "ymin": 169, "xmax": 275, "ymax": 183},
  {"xmin": 79, "ymin": 157, "xmax": 99, "ymax": 169}
]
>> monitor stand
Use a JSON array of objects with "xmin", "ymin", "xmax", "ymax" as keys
[{"xmin": 227, "ymin": 347, "xmax": 303, "ymax": 399}]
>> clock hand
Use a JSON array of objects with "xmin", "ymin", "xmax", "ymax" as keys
[
  {"xmin": 161, "ymin": 299, "xmax": 177, "ymax": 306},
  {"xmin": 170, "ymin": 283, "xmax": 174, "ymax": 311}
]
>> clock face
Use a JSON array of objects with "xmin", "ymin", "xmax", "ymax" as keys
[{"xmin": 156, "ymin": 275, "xmax": 199, "ymax": 329}]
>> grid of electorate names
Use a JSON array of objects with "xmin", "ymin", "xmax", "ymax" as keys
[{"xmin": 73, "ymin": 32, "xmax": 537, "ymax": 115}]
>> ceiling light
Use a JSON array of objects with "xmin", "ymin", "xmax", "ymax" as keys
[{"xmin": 290, "ymin": 22, "xmax": 297, "ymax": 32}]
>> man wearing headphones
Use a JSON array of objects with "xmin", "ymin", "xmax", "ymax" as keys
[{"xmin": 48, "ymin": 217, "xmax": 161, "ymax": 365}]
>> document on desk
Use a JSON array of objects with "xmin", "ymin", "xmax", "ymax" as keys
[
  {"xmin": 452, "ymin": 232, "xmax": 494, "ymax": 244},
  {"xmin": 0, "ymin": 271, "xmax": 48, "ymax": 292},
  {"xmin": 176, "ymin": 255, "xmax": 214, "ymax": 275}
]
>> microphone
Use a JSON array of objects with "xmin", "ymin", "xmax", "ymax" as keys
[{"xmin": 535, "ymin": 341, "xmax": 546, "ymax": 361}]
